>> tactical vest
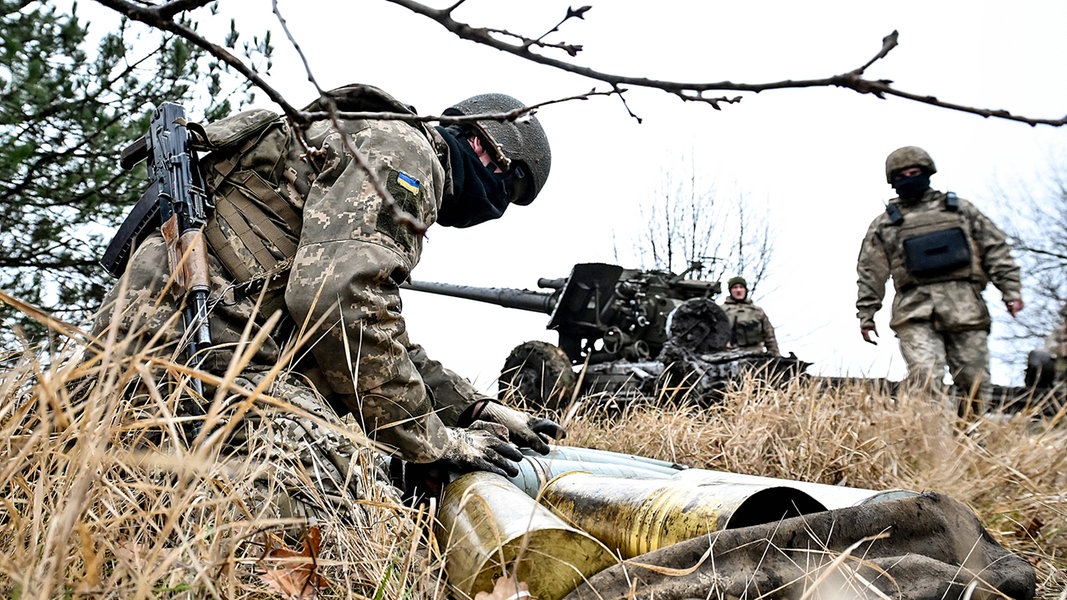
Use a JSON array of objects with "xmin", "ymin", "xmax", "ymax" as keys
[
  {"xmin": 195, "ymin": 109, "xmax": 301, "ymax": 297},
  {"xmin": 194, "ymin": 84, "xmax": 428, "ymax": 298},
  {"xmin": 733, "ymin": 318, "xmax": 763, "ymax": 348},
  {"xmin": 884, "ymin": 192, "xmax": 985, "ymax": 291},
  {"xmin": 725, "ymin": 303, "xmax": 764, "ymax": 348}
]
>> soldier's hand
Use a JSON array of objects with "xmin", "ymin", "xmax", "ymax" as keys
[
  {"xmin": 1006, "ymin": 298, "xmax": 1024, "ymax": 318},
  {"xmin": 861, "ymin": 325, "xmax": 879, "ymax": 345},
  {"xmin": 439, "ymin": 423, "xmax": 523, "ymax": 478},
  {"xmin": 467, "ymin": 400, "xmax": 566, "ymax": 455}
]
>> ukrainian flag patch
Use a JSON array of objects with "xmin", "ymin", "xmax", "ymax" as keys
[{"xmin": 396, "ymin": 171, "xmax": 421, "ymax": 195}]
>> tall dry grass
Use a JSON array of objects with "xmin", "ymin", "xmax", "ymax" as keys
[
  {"xmin": 0, "ymin": 333, "xmax": 443, "ymax": 599},
  {"xmin": 2, "ymin": 310, "xmax": 1066, "ymax": 598},
  {"xmin": 560, "ymin": 371, "xmax": 1067, "ymax": 598}
]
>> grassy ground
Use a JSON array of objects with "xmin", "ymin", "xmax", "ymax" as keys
[
  {"xmin": 563, "ymin": 376, "xmax": 1067, "ymax": 596},
  {"xmin": 1, "ymin": 331, "xmax": 1065, "ymax": 598}
]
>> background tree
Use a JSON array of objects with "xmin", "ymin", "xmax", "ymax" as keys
[
  {"xmin": 620, "ymin": 158, "xmax": 773, "ymax": 294},
  {"xmin": 995, "ymin": 164, "xmax": 1067, "ymax": 354},
  {"xmin": 0, "ymin": 0, "xmax": 269, "ymax": 347}
]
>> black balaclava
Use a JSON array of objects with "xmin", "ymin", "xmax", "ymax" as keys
[
  {"xmin": 435, "ymin": 125, "xmax": 510, "ymax": 228},
  {"xmin": 891, "ymin": 171, "xmax": 932, "ymax": 201}
]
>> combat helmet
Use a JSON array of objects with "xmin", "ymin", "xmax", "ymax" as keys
[
  {"xmin": 727, "ymin": 276, "xmax": 747, "ymax": 289},
  {"xmin": 443, "ymin": 93, "xmax": 551, "ymax": 206},
  {"xmin": 885, "ymin": 146, "xmax": 937, "ymax": 182}
]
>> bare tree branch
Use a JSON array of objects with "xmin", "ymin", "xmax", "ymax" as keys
[
  {"xmin": 995, "ymin": 169, "xmax": 1067, "ymax": 349},
  {"xmin": 850, "ymin": 30, "xmax": 899, "ymax": 77},
  {"xmin": 302, "ymin": 89, "xmax": 618, "ymax": 126},
  {"xmin": 92, "ymin": 0, "xmax": 305, "ymax": 123},
  {"xmin": 1015, "ymin": 245, "xmax": 1067, "ymax": 262},
  {"xmin": 156, "ymin": 0, "xmax": 213, "ymax": 20},
  {"xmin": 263, "ymin": 0, "xmax": 430, "ymax": 233},
  {"xmin": 271, "ymin": 0, "xmax": 324, "ymax": 97},
  {"xmin": 534, "ymin": 5, "xmax": 590, "ymax": 46},
  {"xmin": 91, "ymin": 1, "xmax": 1065, "ymax": 126},
  {"xmin": 383, "ymin": 1, "xmax": 1067, "ymax": 126}
]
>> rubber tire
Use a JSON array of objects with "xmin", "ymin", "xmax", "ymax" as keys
[
  {"xmin": 499, "ymin": 341, "xmax": 577, "ymax": 412},
  {"xmin": 1025, "ymin": 350, "xmax": 1056, "ymax": 388}
]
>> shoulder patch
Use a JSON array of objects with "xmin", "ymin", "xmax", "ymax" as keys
[
  {"xmin": 379, "ymin": 169, "xmax": 425, "ymax": 253},
  {"xmin": 396, "ymin": 171, "xmax": 420, "ymax": 196}
]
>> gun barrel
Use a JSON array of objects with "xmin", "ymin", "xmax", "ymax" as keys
[{"xmin": 402, "ymin": 280, "xmax": 557, "ymax": 314}]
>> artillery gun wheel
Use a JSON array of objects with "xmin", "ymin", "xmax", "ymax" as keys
[{"xmin": 499, "ymin": 341, "xmax": 577, "ymax": 412}]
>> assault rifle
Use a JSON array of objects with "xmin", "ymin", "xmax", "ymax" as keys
[{"xmin": 112, "ymin": 103, "xmax": 214, "ymax": 399}]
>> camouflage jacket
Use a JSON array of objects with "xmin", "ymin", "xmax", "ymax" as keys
[
  {"xmin": 721, "ymin": 297, "xmax": 780, "ymax": 355},
  {"xmin": 93, "ymin": 85, "xmax": 490, "ymax": 464},
  {"xmin": 855, "ymin": 188, "xmax": 1021, "ymax": 332}
]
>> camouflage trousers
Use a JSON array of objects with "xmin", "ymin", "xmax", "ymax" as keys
[
  {"xmin": 894, "ymin": 322, "xmax": 990, "ymax": 417},
  {"xmin": 70, "ymin": 359, "xmax": 406, "ymax": 546},
  {"xmin": 219, "ymin": 372, "xmax": 402, "ymax": 534}
]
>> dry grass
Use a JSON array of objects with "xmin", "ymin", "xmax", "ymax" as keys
[
  {"xmin": 2, "ymin": 322, "xmax": 1066, "ymax": 598},
  {"xmin": 559, "ymin": 371, "xmax": 1067, "ymax": 598},
  {"xmin": 0, "ymin": 336, "xmax": 443, "ymax": 600}
]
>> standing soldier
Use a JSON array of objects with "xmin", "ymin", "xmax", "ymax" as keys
[
  {"xmin": 855, "ymin": 146, "xmax": 1023, "ymax": 416},
  {"xmin": 721, "ymin": 276, "xmax": 780, "ymax": 355}
]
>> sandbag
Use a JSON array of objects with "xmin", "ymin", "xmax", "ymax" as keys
[{"xmin": 564, "ymin": 492, "xmax": 1034, "ymax": 600}]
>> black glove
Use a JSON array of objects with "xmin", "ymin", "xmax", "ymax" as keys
[
  {"xmin": 438, "ymin": 422, "xmax": 523, "ymax": 477},
  {"xmin": 462, "ymin": 400, "xmax": 567, "ymax": 455}
]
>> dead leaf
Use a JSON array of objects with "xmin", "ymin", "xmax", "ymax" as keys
[
  {"xmin": 258, "ymin": 525, "xmax": 330, "ymax": 598},
  {"xmin": 475, "ymin": 575, "xmax": 532, "ymax": 600},
  {"xmin": 1021, "ymin": 515, "xmax": 1044, "ymax": 539}
]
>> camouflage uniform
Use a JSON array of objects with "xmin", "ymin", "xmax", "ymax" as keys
[
  {"xmin": 721, "ymin": 297, "xmax": 780, "ymax": 355},
  {"xmin": 92, "ymin": 85, "xmax": 497, "ymax": 472},
  {"xmin": 856, "ymin": 188, "xmax": 1022, "ymax": 403}
]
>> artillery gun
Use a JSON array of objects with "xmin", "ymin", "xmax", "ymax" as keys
[{"xmin": 403, "ymin": 262, "xmax": 809, "ymax": 410}]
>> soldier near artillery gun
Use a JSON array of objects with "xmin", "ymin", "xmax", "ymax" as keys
[
  {"xmin": 856, "ymin": 146, "xmax": 1023, "ymax": 416},
  {"xmin": 405, "ymin": 263, "xmax": 725, "ymax": 407},
  {"xmin": 720, "ymin": 276, "xmax": 780, "ymax": 356},
  {"xmin": 404, "ymin": 262, "xmax": 809, "ymax": 409}
]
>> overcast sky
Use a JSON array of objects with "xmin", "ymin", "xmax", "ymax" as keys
[{"xmin": 93, "ymin": 0, "xmax": 1067, "ymax": 390}]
